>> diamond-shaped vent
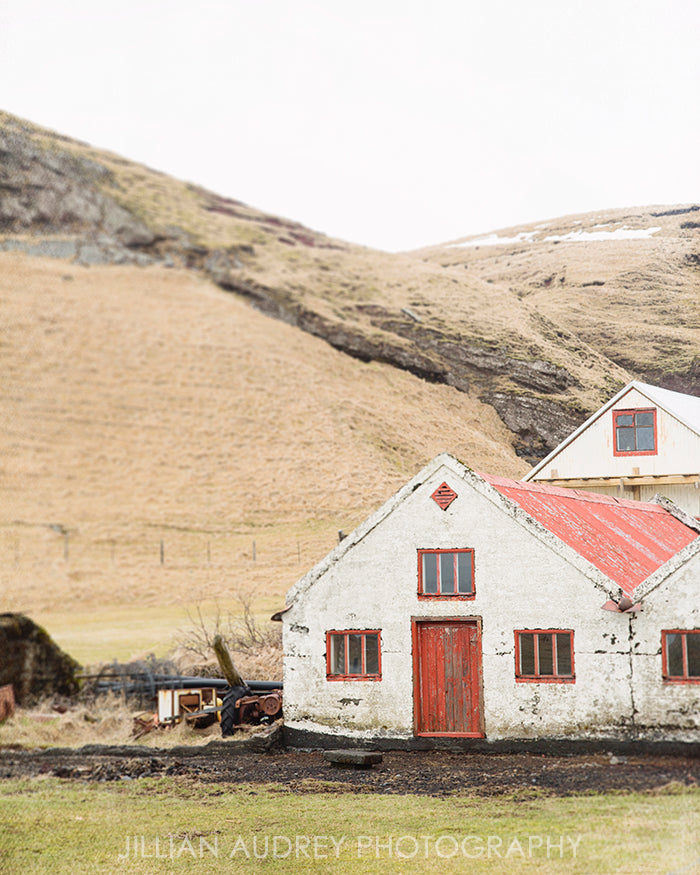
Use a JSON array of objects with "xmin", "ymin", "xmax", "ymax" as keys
[{"xmin": 431, "ymin": 482, "xmax": 458, "ymax": 510}]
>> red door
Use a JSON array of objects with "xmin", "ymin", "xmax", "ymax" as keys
[{"xmin": 413, "ymin": 619, "xmax": 483, "ymax": 737}]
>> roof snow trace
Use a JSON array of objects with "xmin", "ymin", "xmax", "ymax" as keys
[
  {"xmin": 638, "ymin": 382, "xmax": 700, "ymax": 434},
  {"xmin": 481, "ymin": 473, "xmax": 699, "ymax": 596}
]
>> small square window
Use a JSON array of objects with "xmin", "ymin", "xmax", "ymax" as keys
[
  {"xmin": 613, "ymin": 408, "xmax": 657, "ymax": 456},
  {"xmin": 326, "ymin": 630, "xmax": 381, "ymax": 680},
  {"xmin": 515, "ymin": 630, "xmax": 575, "ymax": 682},
  {"xmin": 662, "ymin": 630, "xmax": 700, "ymax": 682},
  {"xmin": 418, "ymin": 549, "xmax": 475, "ymax": 599}
]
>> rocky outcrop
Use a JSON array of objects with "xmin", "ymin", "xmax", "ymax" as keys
[
  {"xmin": 0, "ymin": 236, "xmax": 164, "ymax": 267},
  {"xmin": 0, "ymin": 127, "xmax": 155, "ymax": 248},
  {"xmin": 656, "ymin": 357, "xmax": 700, "ymax": 397},
  {"xmin": 0, "ymin": 613, "xmax": 81, "ymax": 705},
  {"xmin": 482, "ymin": 393, "xmax": 585, "ymax": 461},
  {"xmin": 372, "ymin": 316, "xmax": 579, "ymax": 395}
]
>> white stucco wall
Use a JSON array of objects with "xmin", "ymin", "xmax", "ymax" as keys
[
  {"xmin": 282, "ymin": 456, "xmax": 696, "ymax": 742},
  {"xmin": 631, "ymin": 552, "xmax": 700, "ymax": 741}
]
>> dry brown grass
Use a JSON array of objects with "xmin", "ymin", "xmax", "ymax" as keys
[
  {"xmin": 5, "ymin": 111, "xmax": 635, "ymax": 415},
  {"xmin": 0, "ymin": 695, "xmax": 137, "ymax": 748},
  {"xmin": 0, "ymin": 252, "xmax": 525, "ymax": 663},
  {"xmin": 0, "ymin": 694, "xmax": 268, "ymax": 749},
  {"xmin": 419, "ymin": 206, "xmax": 700, "ymax": 380}
]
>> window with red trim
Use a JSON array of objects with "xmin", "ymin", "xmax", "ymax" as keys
[
  {"xmin": 613, "ymin": 408, "xmax": 657, "ymax": 456},
  {"xmin": 326, "ymin": 630, "xmax": 381, "ymax": 680},
  {"xmin": 418, "ymin": 549, "xmax": 475, "ymax": 599},
  {"xmin": 515, "ymin": 630, "xmax": 575, "ymax": 682},
  {"xmin": 662, "ymin": 630, "xmax": 700, "ymax": 682}
]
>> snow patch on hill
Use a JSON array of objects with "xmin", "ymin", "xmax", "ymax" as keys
[
  {"xmin": 448, "ymin": 225, "xmax": 662, "ymax": 248},
  {"xmin": 543, "ymin": 226, "xmax": 661, "ymax": 243}
]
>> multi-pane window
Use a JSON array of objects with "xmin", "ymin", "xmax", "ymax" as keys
[
  {"xmin": 515, "ymin": 630, "xmax": 575, "ymax": 682},
  {"xmin": 326, "ymin": 630, "xmax": 381, "ymax": 680},
  {"xmin": 613, "ymin": 408, "xmax": 657, "ymax": 455},
  {"xmin": 662, "ymin": 630, "xmax": 700, "ymax": 682},
  {"xmin": 418, "ymin": 549, "xmax": 475, "ymax": 598}
]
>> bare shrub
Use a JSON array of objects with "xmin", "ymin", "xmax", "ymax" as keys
[{"xmin": 175, "ymin": 590, "xmax": 282, "ymax": 681}]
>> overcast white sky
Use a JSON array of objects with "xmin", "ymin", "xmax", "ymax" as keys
[{"xmin": 1, "ymin": 1, "xmax": 698, "ymax": 251}]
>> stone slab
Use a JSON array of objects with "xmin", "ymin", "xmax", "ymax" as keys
[{"xmin": 323, "ymin": 749, "xmax": 383, "ymax": 767}]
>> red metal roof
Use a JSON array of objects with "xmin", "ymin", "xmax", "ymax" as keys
[{"xmin": 480, "ymin": 474, "xmax": 698, "ymax": 596}]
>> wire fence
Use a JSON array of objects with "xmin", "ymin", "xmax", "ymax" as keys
[{"xmin": 0, "ymin": 522, "xmax": 310, "ymax": 571}]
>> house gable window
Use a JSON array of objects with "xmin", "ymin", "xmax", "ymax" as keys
[
  {"xmin": 418, "ymin": 549, "xmax": 475, "ymax": 599},
  {"xmin": 326, "ymin": 630, "xmax": 381, "ymax": 680},
  {"xmin": 613, "ymin": 408, "xmax": 657, "ymax": 456},
  {"xmin": 662, "ymin": 630, "xmax": 700, "ymax": 683},
  {"xmin": 515, "ymin": 630, "xmax": 575, "ymax": 683}
]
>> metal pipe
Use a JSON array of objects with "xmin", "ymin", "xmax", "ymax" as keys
[{"xmin": 85, "ymin": 675, "xmax": 282, "ymax": 692}]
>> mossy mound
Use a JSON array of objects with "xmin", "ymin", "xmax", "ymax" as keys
[{"xmin": 0, "ymin": 613, "xmax": 81, "ymax": 704}]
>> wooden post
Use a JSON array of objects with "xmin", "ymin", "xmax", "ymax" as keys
[{"xmin": 213, "ymin": 635, "xmax": 245, "ymax": 687}]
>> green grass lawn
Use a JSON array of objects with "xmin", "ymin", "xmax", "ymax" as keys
[
  {"xmin": 0, "ymin": 779, "xmax": 697, "ymax": 874},
  {"xmin": 32, "ymin": 604, "xmax": 188, "ymax": 665}
]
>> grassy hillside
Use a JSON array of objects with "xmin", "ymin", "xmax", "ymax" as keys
[
  {"xmin": 1, "ymin": 110, "xmax": 698, "ymax": 665},
  {"xmin": 418, "ymin": 205, "xmax": 700, "ymax": 391},
  {"xmin": 0, "ymin": 253, "xmax": 523, "ymax": 662},
  {"xmin": 0, "ymin": 111, "xmax": 635, "ymax": 460}
]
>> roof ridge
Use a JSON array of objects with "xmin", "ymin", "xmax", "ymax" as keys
[{"xmin": 480, "ymin": 472, "xmax": 667, "ymax": 512}]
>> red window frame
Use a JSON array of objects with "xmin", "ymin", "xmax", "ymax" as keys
[
  {"xmin": 417, "ymin": 548, "xmax": 475, "ymax": 600},
  {"xmin": 613, "ymin": 407, "xmax": 657, "ymax": 457},
  {"xmin": 326, "ymin": 630, "xmax": 382, "ymax": 681},
  {"xmin": 514, "ymin": 630, "xmax": 575, "ymax": 683},
  {"xmin": 661, "ymin": 630, "xmax": 700, "ymax": 683}
]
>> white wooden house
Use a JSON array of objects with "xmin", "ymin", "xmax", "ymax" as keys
[
  {"xmin": 279, "ymin": 454, "xmax": 700, "ymax": 747},
  {"xmin": 523, "ymin": 381, "xmax": 700, "ymax": 517}
]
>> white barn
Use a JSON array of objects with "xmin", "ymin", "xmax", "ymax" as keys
[
  {"xmin": 523, "ymin": 381, "xmax": 700, "ymax": 517},
  {"xmin": 279, "ymin": 454, "xmax": 700, "ymax": 747}
]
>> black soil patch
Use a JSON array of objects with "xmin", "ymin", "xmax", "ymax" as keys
[{"xmin": 1, "ymin": 748, "xmax": 697, "ymax": 798}]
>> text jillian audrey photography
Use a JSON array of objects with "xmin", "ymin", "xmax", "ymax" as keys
[{"xmin": 117, "ymin": 832, "xmax": 584, "ymax": 862}]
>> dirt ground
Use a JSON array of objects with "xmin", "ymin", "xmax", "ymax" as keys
[{"xmin": 1, "ymin": 745, "xmax": 697, "ymax": 798}]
